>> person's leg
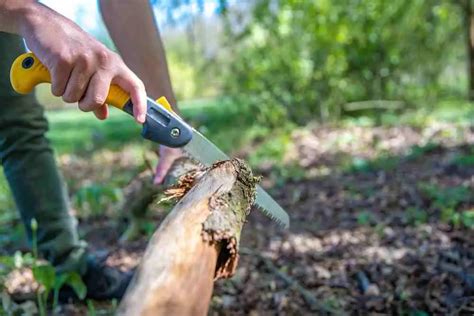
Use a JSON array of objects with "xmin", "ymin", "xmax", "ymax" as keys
[
  {"xmin": 0, "ymin": 32, "xmax": 88, "ymax": 274},
  {"xmin": 0, "ymin": 32, "xmax": 133, "ymax": 300}
]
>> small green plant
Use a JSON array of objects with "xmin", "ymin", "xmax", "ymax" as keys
[
  {"xmin": 74, "ymin": 184, "xmax": 122, "ymax": 217},
  {"xmin": 441, "ymin": 208, "xmax": 474, "ymax": 228},
  {"xmin": 32, "ymin": 264, "xmax": 87, "ymax": 315},
  {"xmin": 87, "ymin": 299, "xmax": 97, "ymax": 316},
  {"xmin": 406, "ymin": 207, "xmax": 428, "ymax": 226},
  {"xmin": 407, "ymin": 143, "xmax": 440, "ymax": 160},
  {"xmin": 461, "ymin": 210, "xmax": 474, "ymax": 228},
  {"xmin": 409, "ymin": 310, "xmax": 429, "ymax": 316},
  {"xmin": 248, "ymin": 133, "xmax": 291, "ymax": 168},
  {"xmin": 419, "ymin": 183, "xmax": 473, "ymax": 228},
  {"xmin": 357, "ymin": 211, "xmax": 373, "ymax": 226},
  {"xmin": 271, "ymin": 163, "xmax": 306, "ymax": 188},
  {"xmin": 30, "ymin": 219, "xmax": 86, "ymax": 315},
  {"xmin": 374, "ymin": 223, "xmax": 386, "ymax": 238},
  {"xmin": 451, "ymin": 154, "xmax": 474, "ymax": 167},
  {"xmin": 349, "ymin": 155, "xmax": 400, "ymax": 173},
  {"xmin": 418, "ymin": 183, "xmax": 470, "ymax": 210}
]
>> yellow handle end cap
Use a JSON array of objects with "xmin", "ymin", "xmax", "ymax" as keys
[{"xmin": 156, "ymin": 96, "xmax": 174, "ymax": 113}]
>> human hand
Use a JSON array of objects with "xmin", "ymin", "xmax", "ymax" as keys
[
  {"xmin": 18, "ymin": 3, "xmax": 147, "ymax": 122},
  {"xmin": 153, "ymin": 146, "xmax": 183, "ymax": 185}
]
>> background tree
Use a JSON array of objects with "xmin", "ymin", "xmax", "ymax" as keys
[{"xmin": 220, "ymin": 0, "xmax": 464, "ymax": 125}]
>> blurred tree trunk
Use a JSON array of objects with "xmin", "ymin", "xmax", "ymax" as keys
[{"xmin": 465, "ymin": 0, "xmax": 474, "ymax": 100}]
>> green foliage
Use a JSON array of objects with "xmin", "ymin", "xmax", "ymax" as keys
[
  {"xmin": 87, "ymin": 299, "xmax": 97, "ymax": 316},
  {"xmin": 451, "ymin": 154, "xmax": 474, "ymax": 167},
  {"xmin": 460, "ymin": 210, "xmax": 474, "ymax": 228},
  {"xmin": 419, "ymin": 183, "xmax": 470, "ymax": 210},
  {"xmin": 222, "ymin": 0, "xmax": 464, "ymax": 125},
  {"xmin": 440, "ymin": 208, "xmax": 474, "ymax": 228},
  {"xmin": 419, "ymin": 182, "xmax": 473, "ymax": 228},
  {"xmin": 407, "ymin": 143, "xmax": 440, "ymax": 160},
  {"xmin": 349, "ymin": 155, "xmax": 400, "ymax": 173},
  {"xmin": 405, "ymin": 207, "xmax": 428, "ymax": 226},
  {"xmin": 33, "ymin": 264, "xmax": 86, "ymax": 313},
  {"xmin": 73, "ymin": 184, "xmax": 122, "ymax": 218},
  {"xmin": 32, "ymin": 265, "xmax": 55, "ymax": 293},
  {"xmin": 410, "ymin": 310, "xmax": 430, "ymax": 316},
  {"xmin": 357, "ymin": 211, "xmax": 373, "ymax": 226},
  {"xmin": 248, "ymin": 133, "xmax": 291, "ymax": 167}
]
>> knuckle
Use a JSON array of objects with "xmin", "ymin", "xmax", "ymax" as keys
[
  {"xmin": 77, "ymin": 102, "xmax": 89, "ymax": 112},
  {"xmin": 56, "ymin": 53, "xmax": 72, "ymax": 67},
  {"xmin": 78, "ymin": 98, "xmax": 98, "ymax": 112},
  {"xmin": 50, "ymin": 79, "xmax": 65, "ymax": 97},
  {"xmin": 62, "ymin": 89, "xmax": 80, "ymax": 103},
  {"xmin": 62, "ymin": 93, "xmax": 76, "ymax": 103},
  {"xmin": 96, "ymin": 49, "xmax": 111, "ymax": 67},
  {"xmin": 91, "ymin": 94, "xmax": 106, "ymax": 107},
  {"xmin": 137, "ymin": 79, "xmax": 145, "ymax": 90},
  {"xmin": 76, "ymin": 52, "xmax": 91, "ymax": 67},
  {"xmin": 50, "ymin": 85, "xmax": 62, "ymax": 97},
  {"xmin": 130, "ymin": 77, "xmax": 145, "ymax": 91},
  {"xmin": 132, "ymin": 83, "xmax": 143, "ymax": 93}
]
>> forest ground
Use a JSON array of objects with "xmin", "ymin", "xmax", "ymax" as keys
[{"xmin": 1, "ymin": 100, "xmax": 473, "ymax": 315}]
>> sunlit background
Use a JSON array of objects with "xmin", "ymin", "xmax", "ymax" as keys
[{"xmin": 1, "ymin": 1, "xmax": 474, "ymax": 314}]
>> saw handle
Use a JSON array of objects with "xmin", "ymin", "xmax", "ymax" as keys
[
  {"xmin": 10, "ymin": 52, "xmax": 193, "ymax": 148},
  {"xmin": 10, "ymin": 52, "xmax": 131, "ymax": 110}
]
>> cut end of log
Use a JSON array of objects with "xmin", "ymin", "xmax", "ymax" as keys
[
  {"xmin": 202, "ymin": 159, "xmax": 259, "ymax": 279},
  {"xmin": 164, "ymin": 158, "xmax": 259, "ymax": 279}
]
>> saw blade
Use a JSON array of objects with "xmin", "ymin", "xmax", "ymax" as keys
[{"xmin": 183, "ymin": 128, "xmax": 290, "ymax": 228}]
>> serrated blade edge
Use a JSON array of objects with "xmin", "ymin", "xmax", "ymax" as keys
[
  {"xmin": 183, "ymin": 128, "xmax": 290, "ymax": 228},
  {"xmin": 255, "ymin": 185, "xmax": 289, "ymax": 228}
]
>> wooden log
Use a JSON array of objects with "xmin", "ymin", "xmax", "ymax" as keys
[{"xmin": 118, "ymin": 159, "xmax": 257, "ymax": 316}]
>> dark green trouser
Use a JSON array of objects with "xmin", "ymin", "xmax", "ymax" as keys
[{"xmin": 0, "ymin": 32, "xmax": 87, "ymax": 274}]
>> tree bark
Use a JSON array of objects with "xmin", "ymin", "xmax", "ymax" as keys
[
  {"xmin": 465, "ymin": 0, "xmax": 474, "ymax": 100},
  {"xmin": 117, "ymin": 159, "xmax": 257, "ymax": 316}
]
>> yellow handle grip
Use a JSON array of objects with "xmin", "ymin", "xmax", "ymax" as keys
[{"xmin": 10, "ymin": 52, "xmax": 130, "ymax": 110}]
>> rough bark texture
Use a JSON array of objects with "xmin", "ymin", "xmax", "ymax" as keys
[{"xmin": 117, "ymin": 159, "xmax": 257, "ymax": 316}]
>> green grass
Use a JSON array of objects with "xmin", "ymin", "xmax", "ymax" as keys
[
  {"xmin": 45, "ymin": 98, "xmax": 263, "ymax": 156},
  {"xmin": 342, "ymin": 99, "xmax": 474, "ymax": 128},
  {"xmin": 44, "ymin": 97, "xmax": 297, "ymax": 175},
  {"xmin": 46, "ymin": 108, "xmax": 142, "ymax": 154}
]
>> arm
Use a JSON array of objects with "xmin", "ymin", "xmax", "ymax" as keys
[
  {"xmin": 99, "ymin": 0, "xmax": 178, "ymax": 111},
  {"xmin": 99, "ymin": 0, "xmax": 183, "ymax": 185},
  {"xmin": 0, "ymin": 0, "xmax": 147, "ymax": 122}
]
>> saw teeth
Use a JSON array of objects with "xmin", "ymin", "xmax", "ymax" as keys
[
  {"xmin": 182, "ymin": 133, "xmax": 289, "ymax": 228},
  {"xmin": 255, "ymin": 204, "xmax": 287, "ymax": 228}
]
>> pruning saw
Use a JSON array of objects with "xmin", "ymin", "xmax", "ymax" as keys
[{"xmin": 10, "ymin": 52, "xmax": 289, "ymax": 228}]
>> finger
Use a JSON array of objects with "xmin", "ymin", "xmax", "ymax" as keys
[
  {"xmin": 113, "ymin": 71, "xmax": 147, "ymax": 124},
  {"xmin": 153, "ymin": 147, "xmax": 183, "ymax": 185},
  {"xmin": 154, "ymin": 159, "xmax": 172, "ymax": 185},
  {"xmin": 62, "ymin": 57, "xmax": 94, "ymax": 103},
  {"xmin": 78, "ymin": 72, "xmax": 112, "ymax": 113},
  {"xmin": 49, "ymin": 56, "xmax": 73, "ymax": 97},
  {"xmin": 93, "ymin": 105, "xmax": 109, "ymax": 120}
]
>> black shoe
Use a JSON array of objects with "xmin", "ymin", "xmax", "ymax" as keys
[{"xmin": 59, "ymin": 256, "xmax": 134, "ymax": 302}]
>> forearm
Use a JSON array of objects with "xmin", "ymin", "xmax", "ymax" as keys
[
  {"xmin": 1, "ymin": 0, "xmax": 148, "ymax": 123},
  {"xmin": 99, "ymin": 0, "xmax": 178, "ymax": 111},
  {"xmin": 0, "ymin": 0, "xmax": 39, "ymax": 35}
]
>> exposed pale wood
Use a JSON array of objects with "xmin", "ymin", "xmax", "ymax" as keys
[{"xmin": 118, "ymin": 159, "xmax": 256, "ymax": 316}]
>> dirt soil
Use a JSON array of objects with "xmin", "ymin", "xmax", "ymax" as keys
[{"xmin": 4, "ymin": 124, "xmax": 474, "ymax": 315}]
